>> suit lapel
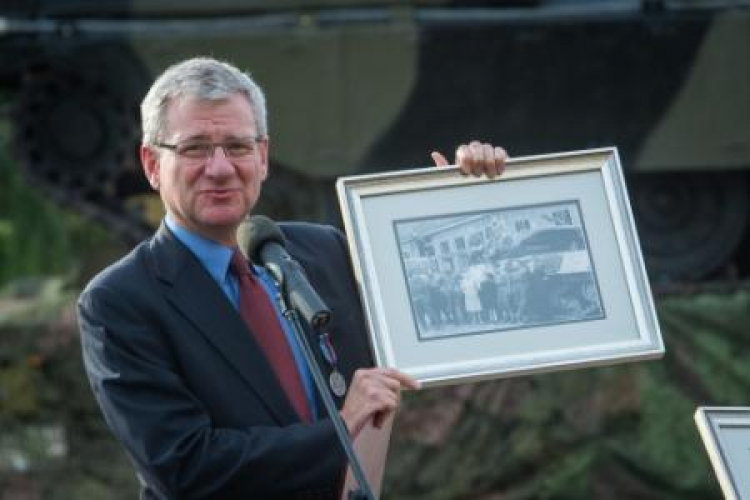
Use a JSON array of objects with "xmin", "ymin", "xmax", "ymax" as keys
[{"xmin": 148, "ymin": 224, "xmax": 299, "ymax": 425}]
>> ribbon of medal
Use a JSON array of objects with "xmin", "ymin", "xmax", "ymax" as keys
[{"xmin": 319, "ymin": 332, "xmax": 347, "ymax": 397}]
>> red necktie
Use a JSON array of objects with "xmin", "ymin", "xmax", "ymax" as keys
[{"xmin": 230, "ymin": 250, "xmax": 312, "ymax": 423}]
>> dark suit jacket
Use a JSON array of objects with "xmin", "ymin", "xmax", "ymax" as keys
[{"xmin": 78, "ymin": 222, "xmax": 374, "ymax": 500}]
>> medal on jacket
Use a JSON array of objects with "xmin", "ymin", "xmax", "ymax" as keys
[{"xmin": 319, "ymin": 332, "xmax": 347, "ymax": 397}]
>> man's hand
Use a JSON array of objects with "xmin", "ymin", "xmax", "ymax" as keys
[
  {"xmin": 431, "ymin": 140, "xmax": 508, "ymax": 178},
  {"xmin": 339, "ymin": 368, "xmax": 420, "ymax": 439}
]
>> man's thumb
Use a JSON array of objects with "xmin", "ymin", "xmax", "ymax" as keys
[{"xmin": 431, "ymin": 151, "xmax": 449, "ymax": 167}]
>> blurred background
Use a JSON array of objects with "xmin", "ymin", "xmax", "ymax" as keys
[{"xmin": 1, "ymin": 0, "xmax": 749, "ymax": 498}]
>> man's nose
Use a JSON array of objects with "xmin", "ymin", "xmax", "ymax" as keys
[{"xmin": 204, "ymin": 145, "xmax": 234, "ymax": 176}]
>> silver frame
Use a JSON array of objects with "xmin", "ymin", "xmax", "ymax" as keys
[
  {"xmin": 336, "ymin": 147, "xmax": 664, "ymax": 387},
  {"xmin": 695, "ymin": 406, "xmax": 750, "ymax": 500}
]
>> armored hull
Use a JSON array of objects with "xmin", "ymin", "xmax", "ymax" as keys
[{"xmin": 1, "ymin": 0, "xmax": 748, "ymax": 283}]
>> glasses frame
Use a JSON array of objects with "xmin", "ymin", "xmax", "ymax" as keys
[{"xmin": 153, "ymin": 136, "xmax": 265, "ymax": 163}]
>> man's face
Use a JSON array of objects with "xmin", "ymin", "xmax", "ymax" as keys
[{"xmin": 141, "ymin": 93, "xmax": 268, "ymax": 245}]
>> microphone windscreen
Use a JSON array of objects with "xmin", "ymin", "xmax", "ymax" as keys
[{"xmin": 236, "ymin": 215, "xmax": 286, "ymax": 263}]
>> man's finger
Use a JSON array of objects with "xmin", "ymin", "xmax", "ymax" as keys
[
  {"xmin": 455, "ymin": 144, "xmax": 470, "ymax": 175},
  {"xmin": 482, "ymin": 143, "xmax": 496, "ymax": 178},
  {"xmin": 495, "ymin": 146, "xmax": 508, "ymax": 175},
  {"xmin": 383, "ymin": 368, "xmax": 421, "ymax": 390},
  {"xmin": 469, "ymin": 141, "xmax": 485, "ymax": 176}
]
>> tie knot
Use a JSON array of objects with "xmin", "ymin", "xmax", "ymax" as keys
[{"xmin": 230, "ymin": 249, "xmax": 251, "ymax": 277}]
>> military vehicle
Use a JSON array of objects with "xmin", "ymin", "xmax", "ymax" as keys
[
  {"xmin": 1, "ymin": 0, "xmax": 748, "ymax": 284},
  {"xmin": 504, "ymin": 226, "xmax": 603, "ymax": 320}
]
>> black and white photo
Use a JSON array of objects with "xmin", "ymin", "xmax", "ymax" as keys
[{"xmin": 394, "ymin": 201, "xmax": 605, "ymax": 340}]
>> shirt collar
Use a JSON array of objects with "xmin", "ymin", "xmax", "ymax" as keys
[{"xmin": 165, "ymin": 214, "xmax": 234, "ymax": 285}]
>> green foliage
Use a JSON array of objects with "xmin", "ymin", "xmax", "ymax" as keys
[
  {"xmin": 1, "ymin": 106, "xmax": 135, "ymax": 497},
  {"xmin": 0, "ymin": 278, "xmax": 137, "ymax": 498},
  {"xmin": 384, "ymin": 289, "xmax": 750, "ymax": 499},
  {"xmin": 0, "ymin": 124, "xmax": 114, "ymax": 288}
]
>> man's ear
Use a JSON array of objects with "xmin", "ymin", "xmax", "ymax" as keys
[
  {"xmin": 255, "ymin": 136, "xmax": 269, "ymax": 181},
  {"xmin": 140, "ymin": 144, "xmax": 160, "ymax": 190}
]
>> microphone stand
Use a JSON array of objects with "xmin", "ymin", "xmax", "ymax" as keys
[{"xmin": 275, "ymin": 294, "xmax": 375, "ymax": 500}]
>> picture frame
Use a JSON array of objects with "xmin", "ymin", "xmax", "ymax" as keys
[
  {"xmin": 694, "ymin": 406, "xmax": 750, "ymax": 500},
  {"xmin": 336, "ymin": 147, "xmax": 664, "ymax": 387}
]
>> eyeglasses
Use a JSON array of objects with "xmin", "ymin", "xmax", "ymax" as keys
[{"xmin": 154, "ymin": 137, "xmax": 263, "ymax": 163}]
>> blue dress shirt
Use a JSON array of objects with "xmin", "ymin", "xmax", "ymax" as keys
[{"xmin": 165, "ymin": 215, "xmax": 318, "ymax": 419}]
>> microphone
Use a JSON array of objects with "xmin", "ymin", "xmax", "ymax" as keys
[{"xmin": 236, "ymin": 215, "xmax": 332, "ymax": 329}]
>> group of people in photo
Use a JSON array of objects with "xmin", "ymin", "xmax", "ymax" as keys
[
  {"xmin": 406, "ymin": 245, "xmax": 603, "ymax": 338},
  {"xmin": 408, "ymin": 254, "xmax": 532, "ymax": 336}
]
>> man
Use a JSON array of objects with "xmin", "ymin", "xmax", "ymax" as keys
[{"xmin": 78, "ymin": 57, "xmax": 506, "ymax": 499}]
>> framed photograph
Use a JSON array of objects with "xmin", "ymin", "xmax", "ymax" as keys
[
  {"xmin": 694, "ymin": 407, "xmax": 750, "ymax": 500},
  {"xmin": 336, "ymin": 147, "xmax": 664, "ymax": 387}
]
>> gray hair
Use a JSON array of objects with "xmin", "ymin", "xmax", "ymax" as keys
[{"xmin": 140, "ymin": 57, "xmax": 268, "ymax": 145}]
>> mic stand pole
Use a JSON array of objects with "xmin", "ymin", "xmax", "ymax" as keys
[{"xmin": 277, "ymin": 297, "xmax": 375, "ymax": 500}]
